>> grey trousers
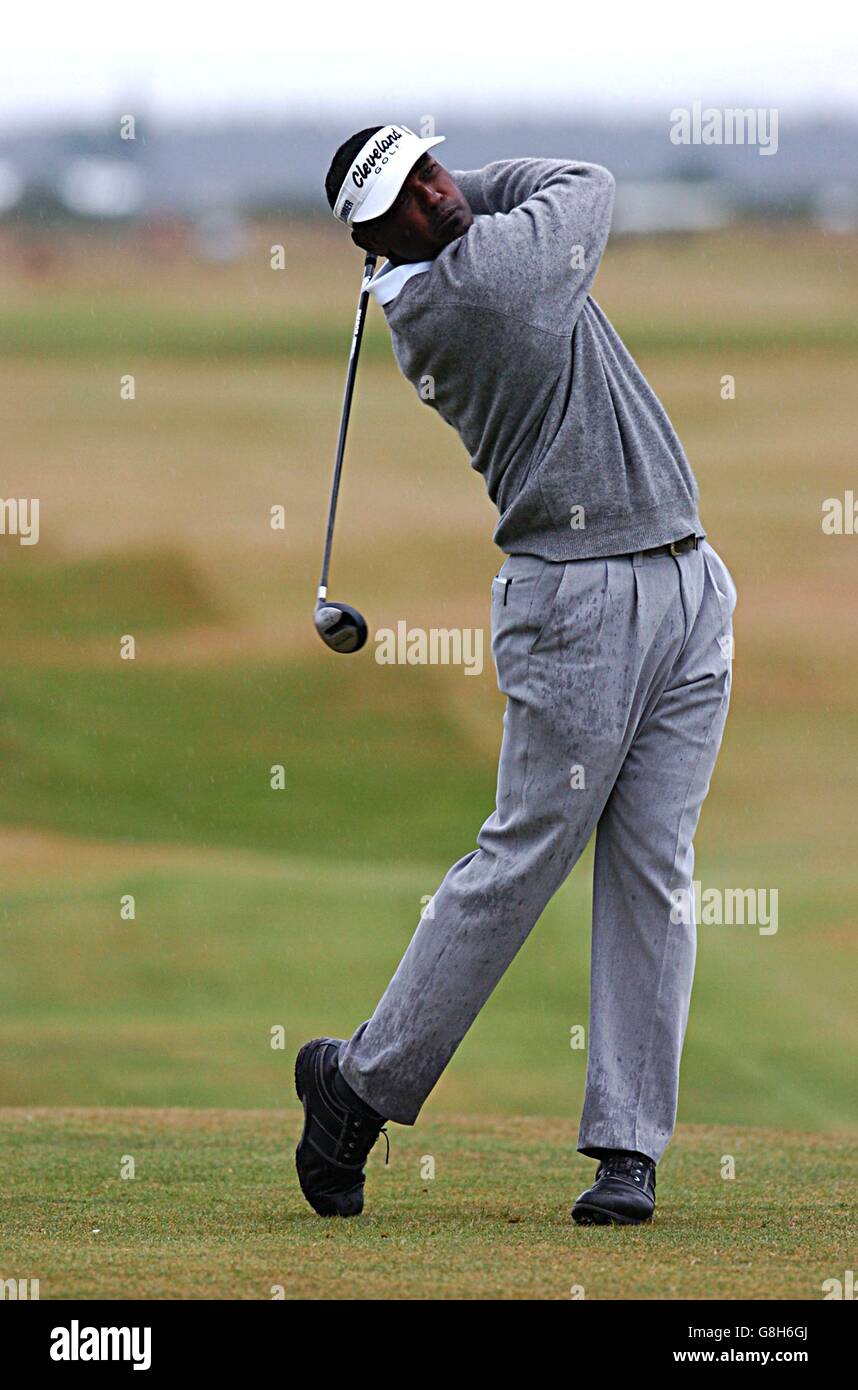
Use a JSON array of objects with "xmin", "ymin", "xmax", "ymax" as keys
[{"xmin": 339, "ymin": 540, "xmax": 736, "ymax": 1163}]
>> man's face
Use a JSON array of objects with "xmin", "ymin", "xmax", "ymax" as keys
[{"xmin": 352, "ymin": 154, "xmax": 473, "ymax": 262}]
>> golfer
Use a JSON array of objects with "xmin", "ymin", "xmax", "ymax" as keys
[{"xmin": 296, "ymin": 124, "xmax": 737, "ymax": 1225}]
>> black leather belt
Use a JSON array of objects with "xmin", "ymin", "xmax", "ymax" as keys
[{"xmin": 629, "ymin": 534, "xmax": 699, "ymax": 560}]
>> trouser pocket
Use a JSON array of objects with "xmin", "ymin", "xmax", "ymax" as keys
[{"xmin": 702, "ymin": 540, "xmax": 738, "ymax": 622}]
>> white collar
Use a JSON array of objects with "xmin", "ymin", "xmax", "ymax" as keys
[{"xmin": 367, "ymin": 259, "xmax": 433, "ymax": 306}]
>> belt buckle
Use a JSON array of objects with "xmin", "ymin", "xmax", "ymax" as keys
[{"xmin": 669, "ymin": 540, "xmax": 680, "ymax": 557}]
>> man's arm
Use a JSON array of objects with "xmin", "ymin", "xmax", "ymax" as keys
[
  {"xmin": 450, "ymin": 158, "xmax": 612, "ymax": 217},
  {"xmin": 446, "ymin": 158, "xmax": 615, "ymax": 332}
]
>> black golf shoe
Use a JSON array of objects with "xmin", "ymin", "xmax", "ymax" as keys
[
  {"xmin": 572, "ymin": 1150, "xmax": 656, "ymax": 1226},
  {"xmin": 294, "ymin": 1037, "xmax": 388, "ymax": 1217}
]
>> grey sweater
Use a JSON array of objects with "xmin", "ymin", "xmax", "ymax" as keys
[{"xmin": 376, "ymin": 158, "xmax": 704, "ymax": 560}]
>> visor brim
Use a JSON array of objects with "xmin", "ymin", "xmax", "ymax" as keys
[{"xmin": 350, "ymin": 135, "xmax": 446, "ymax": 224}]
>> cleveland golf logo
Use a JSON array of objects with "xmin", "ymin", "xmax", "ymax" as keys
[
  {"xmin": 351, "ymin": 127, "xmax": 404, "ymax": 187},
  {"xmin": 50, "ymin": 1320, "xmax": 152, "ymax": 1371}
]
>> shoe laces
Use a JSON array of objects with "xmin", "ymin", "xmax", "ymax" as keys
[
  {"xmin": 341, "ymin": 1110, "xmax": 390, "ymax": 1166},
  {"xmin": 596, "ymin": 1153, "xmax": 653, "ymax": 1187}
]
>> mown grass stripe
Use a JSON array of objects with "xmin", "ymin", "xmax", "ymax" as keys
[{"xmin": 2, "ymin": 311, "xmax": 858, "ymax": 358}]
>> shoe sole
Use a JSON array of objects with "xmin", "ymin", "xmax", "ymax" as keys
[
  {"xmin": 294, "ymin": 1039, "xmax": 364, "ymax": 1219},
  {"xmin": 572, "ymin": 1201, "xmax": 653, "ymax": 1227}
]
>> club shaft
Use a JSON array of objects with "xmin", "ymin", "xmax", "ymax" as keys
[{"xmin": 318, "ymin": 252, "xmax": 378, "ymax": 599}]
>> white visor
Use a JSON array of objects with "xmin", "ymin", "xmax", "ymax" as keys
[{"xmin": 333, "ymin": 124, "xmax": 446, "ymax": 226}]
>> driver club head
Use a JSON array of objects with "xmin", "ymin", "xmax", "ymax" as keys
[{"xmin": 314, "ymin": 601, "xmax": 368, "ymax": 655}]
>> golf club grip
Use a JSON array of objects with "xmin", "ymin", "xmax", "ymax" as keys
[{"xmin": 318, "ymin": 252, "xmax": 378, "ymax": 596}]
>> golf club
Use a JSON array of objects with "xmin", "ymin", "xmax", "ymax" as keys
[{"xmin": 314, "ymin": 250, "xmax": 378, "ymax": 653}]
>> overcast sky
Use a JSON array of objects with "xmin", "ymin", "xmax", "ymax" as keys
[{"xmin": 2, "ymin": 1, "xmax": 857, "ymax": 124}]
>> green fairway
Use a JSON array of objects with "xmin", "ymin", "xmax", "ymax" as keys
[
  {"xmin": 0, "ymin": 1108, "xmax": 853, "ymax": 1300},
  {"xmin": 4, "ymin": 303, "xmax": 858, "ymax": 360},
  {"xmin": 1, "ymin": 837, "xmax": 855, "ymax": 1131},
  {"xmin": 0, "ymin": 660, "xmax": 489, "ymax": 861}
]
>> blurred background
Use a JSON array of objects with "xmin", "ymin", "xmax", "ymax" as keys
[{"xmin": 0, "ymin": 2, "xmax": 856, "ymax": 1137}]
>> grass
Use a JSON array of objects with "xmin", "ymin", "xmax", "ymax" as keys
[
  {"xmin": 0, "ymin": 838, "xmax": 855, "ymax": 1131},
  {"xmin": 5, "ymin": 306, "xmax": 858, "ymax": 360},
  {"xmin": 0, "ymin": 217, "xmax": 856, "ymax": 1299},
  {"xmin": 0, "ymin": 660, "xmax": 488, "ymax": 861},
  {"xmin": 0, "ymin": 1108, "xmax": 853, "ymax": 1300},
  {"xmin": 0, "ymin": 548, "xmax": 223, "ymax": 640}
]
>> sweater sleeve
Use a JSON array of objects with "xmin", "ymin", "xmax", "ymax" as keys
[
  {"xmin": 444, "ymin": 158, "xmax": 615, "ymax": 334},
  {"xmin": 449, "ymin": 159, "xmax": 586, "ymax": 215}
]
